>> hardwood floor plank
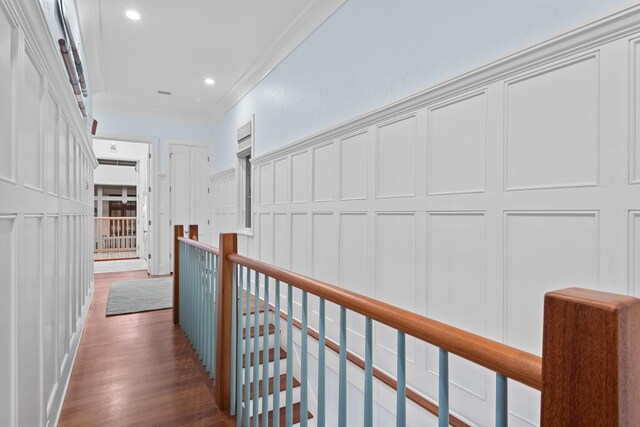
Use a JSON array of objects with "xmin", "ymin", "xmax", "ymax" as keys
[{"xmin": 58, "ymin": 271, "xmax": 235, "ymax": 427}]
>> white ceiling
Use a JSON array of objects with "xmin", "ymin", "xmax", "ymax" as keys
[{"xmin": 77, "ymin": 0, "xmax": 344, "ymax": 122}]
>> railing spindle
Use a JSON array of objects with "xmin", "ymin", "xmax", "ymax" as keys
[
  {"xmin": 230, "ymin": 260, "xmax": 237, "ymax": 416},
  {"xmin": 252, "ymin": 270, "xmax": 260, "ymax": 427},
  {"xmin": 286, "ymin": 285, "xmax": 294, "ymax": 426},
  {"xmin": 396, "ymin": 332, "xmax": 406, "ymax": 427},
  {"xmin": 496, "ymin": 373, "xmax": 507, "ymax": 427},
  {"xmin": 243, "ymin": 268, "xmax": 252, "ymax": 427},
  {"xmin": 318, "ymin": 298, "xmax": 326, "ymax": 427},
  {"xmin": 339, "ymin": 306, "xmax": 347, "ymax": 427},
  {"xmin": 273, "ymin": 279, "xmax": 281, "ymax": 427},
  {"xmin": 262, "ymin": 276, "xmax": 270, "ymax": 427},
  {"xmin": 364, "ymin": 317, "xmax": 372, "ymax": 427},
  {"xmin": 301, "ymin": 291, "xmax": 308, "ymax": 427},
  {"xmin": 236, "ymin": 265, "xmax": 244, "ymax": 426},
  {"xmin": 439, "ymin": 349, "xmax": 449, "ymax": 427}
]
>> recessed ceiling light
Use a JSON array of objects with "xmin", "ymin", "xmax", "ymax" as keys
[
  {"xmin": 194, "ymin": 97, "xmax": 202, "ymax": 102},
  {"xmin": 125, "ymin": 10, "xmax": 141, "ymax": 21},
  {"xmin": 204, "ymin": 78, "xmax": 215, "ymax": 85}
]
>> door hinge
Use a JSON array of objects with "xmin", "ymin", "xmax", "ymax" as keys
[
  {"xmin": 169, "ymin": 253, "xmax": 172, "ymax": 259},
  {"xmin": 170, "ymin": 153, "xmax": 173, "ymax": 159},
  {"xmin": 148, "ymin": 186, "xmax": 151, "ymax": 193},
  {"xmin": 148, "ymin": 220, "xmax": 151, "ymax": 226},
  {"xmin": 207, "ymin": 188, "xmax": 210, "ymax": 194},
  {"xmin": 148, "ymin": 153, "xmax": 151, "ymax": 159},
  {"xmin": 148, "ymin": 253, "xmax": 151, "ymax": 259},
  {"xmin": 207, "ymin": 219, "xmax": 210, "ymax": 225},
  {"xmin": 169, "ymin": 219, "xmax": 172, "ymax": 225},
  {"xmin": 208, "ymin": 156, "xmax": 210, "ymax": 162},
  {"xmin": 169, "ymin": 186, "xmax": 172, "ymax": 192}
]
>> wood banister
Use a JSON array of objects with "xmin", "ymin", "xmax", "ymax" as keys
[
  {"xmin": 215, "ymin": 233, "xmax": 237, "ymax": 410},
  {"xmin": 541, "ymin": 288, "xmax": 640, "ymax": 426},
  {"xmin": 228, "ymin": 252, "xmax": 542, "ymax": 389},
  {"xmin": 188, "ymin": 224, "xmax": 198, "ymax": 241},
  {"xmin": 173, "ymin": 225, "xmax": 184, "ymax": 324},
  {"xmin": 177, "ymin": 237, "xmax": 220, "ymax": 255}
]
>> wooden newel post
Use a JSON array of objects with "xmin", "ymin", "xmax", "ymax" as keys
[
  {"xmin": 173, "ymin": 225, "xmax": 184, "ymax": 325},
  {"xmin": 188, "ymin": 224, "xmax": 198, "ymax": 241},
  {"xmin": 215, "ymin": 233, "xmax": 237, "ymax": 410},
  {"xmin": 541, "ymin": 288, "xmax": 640, "ymax": 426}
]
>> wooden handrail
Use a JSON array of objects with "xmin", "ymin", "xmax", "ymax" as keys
[
  {"xmin": 229, "ymin": 253, "xmax": 542, "ymax": 390},
  {"xmin": 177, "ymin": 236, "xmax": 220, "ymax": 256}
]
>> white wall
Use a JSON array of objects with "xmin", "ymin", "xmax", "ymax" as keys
[
  {"xmin": 212, "ymin": 7, "xmax": 640, "ymax": 426},
  {"xmin": 211, "ymin": 0, "xmax": 637, "ymax": 172},
  {"xmin": 0, "ymin": 1, "xmax": 96, "ymax": 426}
]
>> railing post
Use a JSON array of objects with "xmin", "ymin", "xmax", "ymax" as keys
[
  {"xmin": 541, "ymin": 288, "xmax": 640, "ymax": 426},
  {"xmin": 173, "ymin": 225, "xmax": 184, "ymax": 325},
  {"xmin": 189, "ymin": 224, "xmax": 198, "ymax": 241},
  {"xmin": 215, "ymin": 233, "xmax": 237, "ymax": 411}
]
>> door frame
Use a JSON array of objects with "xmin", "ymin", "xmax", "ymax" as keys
[{"xmin": 93, "ymin": 134, "xmax": 157, "ymax": 274}]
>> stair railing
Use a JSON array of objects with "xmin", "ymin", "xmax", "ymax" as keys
[
  {"xmin": 94, "ymin": 216, "xmax": 137, "ymax": 253},
  {"xmin": 174, "ymin": 228, "xmax": 640, "ymax": 426}
]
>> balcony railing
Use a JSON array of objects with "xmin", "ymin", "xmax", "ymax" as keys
[
  {"xmin": 174, "ymin": 225, "xmax": 640, "ymax": 426},
  {"xmin": 94, "ymin": 217, "xmax": 137, "ymax": 254}
]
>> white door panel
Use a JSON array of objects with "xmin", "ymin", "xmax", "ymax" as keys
[{"xmin": 170, "ymin": 143, "xmax": 211, "ymax": 271}]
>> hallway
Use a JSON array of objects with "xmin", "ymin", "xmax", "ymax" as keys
[{"xmin": 58, "ymin": 271, "xmax": 234, "ymax": 426}]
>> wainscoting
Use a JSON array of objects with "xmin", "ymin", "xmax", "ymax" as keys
[
  {"xmin": 0, "ymin": 1, "xmax": 96, "ymax": 426},
  {"xmin": 212, "ymin": 8, "xmax": 640, "ymax": 426}
]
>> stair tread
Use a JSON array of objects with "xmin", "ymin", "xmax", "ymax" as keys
[
  {"xmin": 250, "ymin": 402, "xmax": 313, "ymax": 427},
  {"xmin": 244, "ymin": 374, "xmax": 301, "ymax": 399},
  {"xmin": 240, "ymin": 290, "xmax": 267, "ymax": 315},
  {"xmin": 243, "ymin": 323, "xmax": 276, "ymax": 339},
  {"xmin": 243, "ymin": 347, "xmax": 287, "ymax": 367}
]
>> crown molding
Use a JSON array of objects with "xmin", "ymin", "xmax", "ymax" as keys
[
  {"xmin": 207, "ymin": 0, "xmax": 346, "ymax": 123},
  {"xmin": 251, "ymin": 3, "xmax": 640, "ymax": 165},
  {"xmin": 93, "ymin": 98, "xmax": 213, "ymax": 123}
]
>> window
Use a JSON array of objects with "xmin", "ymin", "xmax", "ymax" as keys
[{"xmin": 237, "ymin": 116, "xmax": 254, "ymax": 232}]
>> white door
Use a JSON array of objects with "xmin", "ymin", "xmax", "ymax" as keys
[
  {"xmin": 190, "ymin": 146, "xmax": 211, "ymax": 244},
  {"xmin": 170, "ymin": 143, "xmax": 211, "ymax": 272}
]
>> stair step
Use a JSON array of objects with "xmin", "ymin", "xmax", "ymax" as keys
[
  {"xmin": 243, "ymin": 323, "xmax": 276, "ymax": 339},
  {"xmin": 243, "ymin": 347, "xmax": 287, "ymax": 367},
  {"xmin": 250, "ymin": 402, "xmax": 313, "ymax": 427},
  {"xmin": 245, "ymin": 374, "xmax": 301, "ymax": 399}
]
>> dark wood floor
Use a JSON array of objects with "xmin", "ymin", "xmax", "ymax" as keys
[{"xmin": 58, "ymin": 270, "xmax": 235, "ymax": 427}]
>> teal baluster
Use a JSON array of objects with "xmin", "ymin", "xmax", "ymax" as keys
[
  {"xmin": 273, "ymin": 280, "xmax": 281, "ymax": 427},
  {"xmin": 439, "ymin": 349, "xmax": 449, "ymax": 427},
  {"xmin": 236, "ymin": 265, "xmax": 245, "ymax": 426},
  {"xmin": 301, "ymin": 291, "xmax": 308, "ymax": 427},
  {"xmin": 286, "ymin": 285, "xmax": 293, "ymax": 426},
  {"xmin": 396, "ymin": 332, "xmax": 406, "ymax": 427},
  {"xmin": 496, "ymin": 373, "xmax": 508, "ymax": 427},
  {"xmin": 262, "ymin": 276, "xmax": 270, "ymax": 427},
  {"xmin": 230, "ymin": 261, "xmax": 237, "ymax": 416},
  {"xmin": 212, "ymin": 254, "xmax": 218, "ymax": 378},
  {"xmin": 243, "ymin": 269, "xmax": 252, "ymax": 427},
  {"xmin": 339, "ymin": 307, "xmax": 347, "ymax": 427},
  {"xmin": 252, "ymin": 270, "xmax": 260, "ymax": 427},
  {"xmin": 318, "ymin": 299, "xmax": 326, "ymax": 427},
  {"xmin": 364, "ymin": 317, "xmax": 372, "ymax": 427}
]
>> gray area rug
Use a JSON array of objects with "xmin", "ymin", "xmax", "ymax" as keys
[{"xmin": 106, "ymin": 277, "xmax": 173, "ymax": 316}]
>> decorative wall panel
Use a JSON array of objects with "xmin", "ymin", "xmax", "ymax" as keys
[{"xmin": 505, "ymin": 54, "xmax": 599, "ymax": 190}]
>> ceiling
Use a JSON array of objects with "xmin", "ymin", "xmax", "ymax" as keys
[{"xmin": 76, "ymin": 0, "xmax": 344, "ymax": 122}]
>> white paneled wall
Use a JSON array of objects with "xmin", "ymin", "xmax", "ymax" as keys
[
  {"xmin": 0, "ymin": 1, "xmax": 96, "ymax": 426},
  {"xmin": 211, "ymin": 11, "xmax": 640, "ymax": 427}
]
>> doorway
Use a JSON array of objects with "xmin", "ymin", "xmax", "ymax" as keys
[{"xmin": 93, "ymin": 139, "xmax": 152, "ymax": 273}]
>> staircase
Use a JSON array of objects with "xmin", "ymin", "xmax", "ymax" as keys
[{"xmin": 240, "ymin": 291, "xmax": 313, "ymax": 426}]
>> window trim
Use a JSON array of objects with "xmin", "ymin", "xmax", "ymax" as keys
[{"xmin": 236, "ymin": 115, "xmax": 254, "ymax": 234}]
